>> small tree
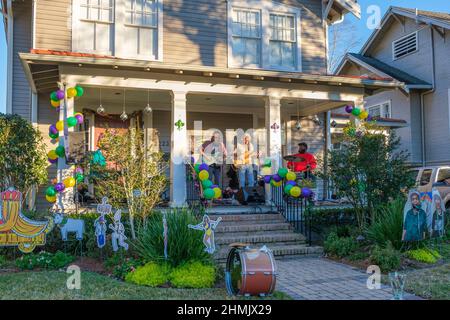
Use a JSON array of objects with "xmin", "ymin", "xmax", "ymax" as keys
[
  {"xmin": 95, "ymin": 127, "xmax": 168, "ymax": 239},
  {"xmin": 323, "ymin": 122, "xmax": 414, "ymax": 231},
  {"xmin": 0, "ymin": 113, "xmax": 47, "ymax": 200}
]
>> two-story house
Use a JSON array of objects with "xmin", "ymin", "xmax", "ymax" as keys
[
  {"xmin": 335, "ymin": 7, "xmax": 450, "ymax": 168},
  {"xmin": 2, "ymin": 0, "xmax": 401, "ymax": 210}
]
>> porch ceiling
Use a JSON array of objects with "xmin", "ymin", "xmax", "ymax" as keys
[{"xmin": 19, "ymin": 51, "xmax": 403, "ymax": 95}]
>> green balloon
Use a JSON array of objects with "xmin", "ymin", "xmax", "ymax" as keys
[
  {"xmin": 203, "ymin": 188, "xmax": 215, "ymax": 200},
  {"xmin": 278, "ymin": 168, "xmax": 288, "ymax": 179},
  {"xmin": 75, "ymin": 86, "xmax": 84, "ymax": 97},
  {"xmin": 202, "ymin": 179, "xmax": 213, "ymax": 189},
  {"xmin": 284, "ymin": 185, "xmax": 293, "ymax": 195},
  {"xmin": 49, "ymin": 132, "xmax": 59, "ymax": 139},
  {"xmin": 46, "ymin": 186, "xmax": 57, "ymax": 197},
  {"xmin": 194, "ymin": 164, "xmax": 201, "ymax": 173},
  {"xmin": 67, "ymin": 117, "xmax": 78, "ymax": 128},
  {"xmin": 76, "ymin": 173, "xmax": 84, "ymax": 183},
  {"xmin": 50, "ymin": 92, "xmax": 59, "ymax": 102},
  {"xmin": 55, "ymin": 146, "xmax": 65, "ymax": 158},
  {"xmin": 352, "ymin": 108, "xmax": 361, "ymax": 116}
]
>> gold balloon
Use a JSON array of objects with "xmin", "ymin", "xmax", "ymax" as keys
[
  {"xmin": 46, "ymin": 195, "xmax": 56, "ymax": 203},
  {"xmin": 359, "ymin": 111, "xmax": 369, "ymax": 120},
  {"xmin": 63, "ymin": 177, "xmax": 76, "ymax": 188},
  {"xmin": 198, "ymin": 170, "xmax": 209, "ymax": 181},
  {"xmin": 51, "ymin": 100, "xmax": 60, "ymax": 108},
  {"xmin": 48, "ymin": 150, "xmax": 58, "ymax": 160},
  {"xmin": 56, "ymin": 121, "xmax": 64, "ymax": 132},
  {"xmin": 290, "ymin": 186, "xmax": 302, "ymax": 198},
  {"xmin": 286, "ymin": 172, "xmax": 297, "ymax": 181},
  {"xmin": 67, "ymin": 87, "xmax": 77, "ymax": 98}
]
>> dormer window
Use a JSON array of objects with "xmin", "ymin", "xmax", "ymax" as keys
[{"xmin": 392, "ymin": 31, "xmax": 418, "ymax": 60}]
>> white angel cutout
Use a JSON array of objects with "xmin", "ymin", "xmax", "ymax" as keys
[
  {"xmin": 188, "ymin": 215, "xmax": 222, "ymax": 254},
  {"xmin": 109, "ymin": 209, "xmax": 128, "ymax": 252}
]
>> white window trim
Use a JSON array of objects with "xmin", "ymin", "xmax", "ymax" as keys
[
  {"xmin": 72, "ymin": 0, "xmax": 164, "ymax": 61},
  {"xmin": 367, "ymin": 100, "xmax": 392, "ymax": 119},
  {"xmin": 392, "ymin": 31, "xmax": 418, "ymax": 61},
  {"xmin": 227, "ymin": 0, "xmax": 302, "ymax": 72}
]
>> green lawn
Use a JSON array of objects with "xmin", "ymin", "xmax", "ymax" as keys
[
  {"xmin": 0, "ymin": 271, "xmax": 290, "ymax": 300},
  {"xmin": 403, "ymin": 264, "xmax": 450, "ymax": 300}
]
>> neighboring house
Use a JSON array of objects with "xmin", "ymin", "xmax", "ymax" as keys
[
  {"xmin": 335, "ymin": 6, "xmax": 450, "ymax": 167},
  {"xmin": 2, "ymin": 0, "xmax": 401, "ymax": 209}
]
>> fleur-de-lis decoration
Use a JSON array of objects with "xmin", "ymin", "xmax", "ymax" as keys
[
  {"xmin": 271, "ymin": 123, "xmax": 280, "ymax": 133},
  {"xmin": 175, "ymin": 119, "xmax": 185, "ymax": 131}
]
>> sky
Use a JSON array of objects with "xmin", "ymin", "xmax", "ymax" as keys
[{"xmin": 0, "ymin": 0, "xmax": 449, "ymax": 114}]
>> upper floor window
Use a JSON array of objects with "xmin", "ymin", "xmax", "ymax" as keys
[
  {"xmin": 73, "ymin": 0, "xmax": 163, "ymax": 60},
  {"xmin": 228, "ymin": 0, "xmax": 301, "ymax": 72},
  {"xmin": 269, "ymin": 13, "xmax": 296, "ymax": 69},
  {"xmin": 368, "ymin": 101, "xmax": 391, "ymax": 119},
  {"xmin": 231, "ymin": 9, "xmax": 261, "ymax": 67},
  {"xmin": 392, "ymin": 31, "xmax": 418, "ymax": 60}
]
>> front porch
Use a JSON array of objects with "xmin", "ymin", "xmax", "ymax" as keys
[{"xmin": 18, "ymin": 51, "xmax": 402, "ymax": 210}]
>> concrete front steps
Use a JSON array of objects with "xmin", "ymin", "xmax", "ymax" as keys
[{"xmin": 210, "ymin": 213, "xmax": 323, "ymax": 261}]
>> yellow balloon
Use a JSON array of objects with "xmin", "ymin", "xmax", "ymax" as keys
[
  {"xmin": 290, "ymin": 186, "xmax": 302, "ymax": 198},
  {"xmin": 198, "ymin": 170, "xmax": 209, "ymax": 181},
  {"xmin": 213, "ymin": 188, "xmax": 222, "ymax": 199},
  {"xmin": 67, "ymin": 87, "xmax": 77, "ymax": 98},
  {"xmin": 359, "ymin": 111, "xmax": 369, "ymax": 120},
  {"xmin": 51, "ymin": 100, "xmax": 60, "ymax": 108},
  {"xmin": 46, "ymin": 195, "xmax": 56, "ymax": 203},
  {"xmin": 63, "ymin": 177, "xmax": 76, "ymax": 188},
  {"xmin": 261, "ymin": 167, "xmax": 272, "ymax": 176},
  {"xmin": 286, "ymin": 172, "xmax": 297, "ymax": 181},
  {"xmin": 56, "ymin": 120, "xmax": 64, "ymax": 132},
  {"xmin": 271, "ymin": 180, "xmax": 282, "ymax": 187},
  {"xmin": 48, "ymin": 150, "xmax": 58, "ymax": 160}
]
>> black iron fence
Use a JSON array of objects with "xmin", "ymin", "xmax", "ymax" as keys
[{"xmin": 271, "ymin": 183, "xmax": 313, "ymax": 246}]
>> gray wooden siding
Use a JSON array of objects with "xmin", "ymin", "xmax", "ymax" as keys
[
  {"xmin": 33, "ymin": 0, "xmax": 326, "ymax": 73},
  {"xmin": 12, "ymin": 1, "xmax": 32, "ymax": 119},
  {"xmin": 35, "ymin": 0, "xmax": 72, "ymax": 51}
]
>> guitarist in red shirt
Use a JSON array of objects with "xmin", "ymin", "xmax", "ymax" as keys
[{"xmin": 287, "ymin": 143, "xmax": 317, "ymax": 179}]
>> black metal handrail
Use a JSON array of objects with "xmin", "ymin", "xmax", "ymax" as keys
[{"xmin": 271, "ymin": 183, "xmax": 313, "ymax": 246}]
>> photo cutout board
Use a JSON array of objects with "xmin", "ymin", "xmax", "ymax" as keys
[
  {"xmin": 403, "ymin": 190, "xmax": 428, "ymax": 242},
  {"xmin": 430, "ymin": 189, "xmax": 446, "ymax": 238}
]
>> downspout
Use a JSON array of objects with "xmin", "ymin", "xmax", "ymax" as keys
[
  {"xmin": 5, "ymin": 0, "xmax": 13, "ymax": 114},
  {"xmin": 31, "ymin": 0, "xmax": 38, "ymax": 126},
  {"xmin": 420, "ymin": 24, "xmax": 436, "ymax": 167}
]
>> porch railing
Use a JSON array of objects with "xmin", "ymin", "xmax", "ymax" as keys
[
  {"xmin": 271, "ymin": 183, "xmax": 313, "ymax": 246},
  {"xmin": 186, "ymin": 165, "xmax": 205, "ymax": 209}
]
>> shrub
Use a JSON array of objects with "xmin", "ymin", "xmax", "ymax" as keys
[
  {"xmin": 324, "ymin": 232, "xmax": 358, "ymax": 258},
  {"xmin": 125, "ymin": 262, "xmax": 171, "ymax": 287},
  {"xmin": 366, "ymin": 198, "xmax": 404, "ymax": 250},
  {"xmin": 133, "ymin": 208, "xmax": 211, "ymax": 267},
  {"xmin": 15, "ymin": 251, "xmax": 74, "ymax": 270},
  {"xmin": 170, "ymin": 261, "xmax": 216, "ymax": 289},
  {"xmin": 104, "ymin": 255, "xmax": 143, "ymax": 280},
  {"xmin": 0, "ymin": 255, "xmax": 6, "ymax": 268},
  {"xmin": 405, "ymin": 248, "xmax": 441, "ymax": 264},
  {"xmin": 370, "ymin": 242, "xmax": 401, "ymax": 273}
]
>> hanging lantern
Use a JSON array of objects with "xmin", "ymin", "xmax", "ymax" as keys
[
  {"xmin": 144, "ymin": 89, "xmax": 153, "ymax": 114},
  {"xmin": 120, "ymin": 111, "xmax": 129, "ymax": 121},
  {"xmin": 97, "ymin": 104, "xmax": 105, "ymax": 115}
]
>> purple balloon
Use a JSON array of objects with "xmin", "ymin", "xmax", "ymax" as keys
[
  {"xmin": 264, "ymin": 175, "xmax": 272, "ymax": 184},
  {"xmin": 75, "ymin": 167, "xmax": 84, "ymax": 174},
  {"xmin": 55, "ymin": 183, "xmax": 65, "ymax": 193},
  {"xmin": 75, "ymin": 114, "xmax": 84, "ymax": 124},
  {"xmin": 56, "ymin": 90, "xmax": 65, "ymax": 100},
  {"xmin": 211, "ymin": 185, "xmax": 219, "ymax": 189},
  {"xmin": 272, "ymin": 174, "xmax": 282, "ymax": 182},
  {"xmin": 48, "ymin": 158, "xmax": 58, "ymax": 164},
  {"xmin": 199, "ymin": 163, "xmax": 209, "ymax": 171},
  {"xmin": 49, "ymin": 125, "xmax": 58, "ymax": 135},
  {"xmin": 367, "ymin": 115, "xmax": 373, "ymax": 122},
  {"xmin": 345, "ymin": 105, "xmax": 354, "ymax": 114},
  {"xmin": 301, "ymin": 187, "xmax": 312, "ymax": 198},
  {"xmin": 287, "ymin": 181, "xmax": 297, "ymax": 186}
]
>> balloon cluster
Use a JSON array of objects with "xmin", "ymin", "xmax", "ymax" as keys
[
  {"xmin": 194, "ymin": 163, "xmax": 222, "ymax": 200},
  {"xmin": 263, "ymin": 165, "xmax": 313, "ymax": 199},
  {"xmin": 49, "ymin": 86, "xmax": 84, "ymax": 108},
  {"xmin": 45, "ymin": 167, "xmax": 84, "ymax": 203},
  {"xmin": 344, "ymin": 105, "xmax": 373, "ymax": 122}
]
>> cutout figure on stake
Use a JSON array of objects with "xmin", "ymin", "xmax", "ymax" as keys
[
  {"xmin": 110, "ymin": 209, "xmax": 129, "ymax": 252},
  {"xmin": 95, "ymin": 197, "xmax": 111, "ymax": 249},
  {"xmin": 188, "ymin": 215, "xmax": 222, "ymax": 254},
  {"xmin": 54, "ymin": 213, "xmax": 85, "ymax": 241}
]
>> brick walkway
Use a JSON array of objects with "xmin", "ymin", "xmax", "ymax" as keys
[{"xmin": 276, "ymin": 257, "xmax": 419, "ymax": 300}]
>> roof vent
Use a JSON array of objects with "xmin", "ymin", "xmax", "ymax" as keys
[{"xmin": 392, "ymin": 31, "xmax": 418, "ymax": 60}]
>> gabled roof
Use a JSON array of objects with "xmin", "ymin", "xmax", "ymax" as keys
[
  {"xmin": 339, "ymin": 53, "xmax": 431, "ymax": 87},
  {"xmin": 323, "ymin": 0, "xmax": 361, "ymax": 24},
  {"xmin": 361, "ymin": 6, "xmax": 450, "ymax": 55}
]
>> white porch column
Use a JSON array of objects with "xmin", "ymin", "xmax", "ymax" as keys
[
  {"xmin": 265, "ymin": 96, "xmax": 283, "ymax": 170},
  {"xmin": 265, "ymin": 96, "xmax": 282, "ymax": 204},
  {"xmin": 170, "ymin": 91, "xmax": 188, "ymax": 207},
  {"xmin": 57, "ymin": 83, "xmax": 76, "ymax": 212}
]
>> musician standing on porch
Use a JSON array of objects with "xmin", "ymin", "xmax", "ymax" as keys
[
  {"xmin": 287, "ymin": 142, "xmax": 317, "ymax": 178},
  {"xmin": 235, "ymin": 134, "xmax": 256, "ymax": 189},
  {"xmin": 200, "ymin": 131, "xmax": 227, "ymax": 185}
]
